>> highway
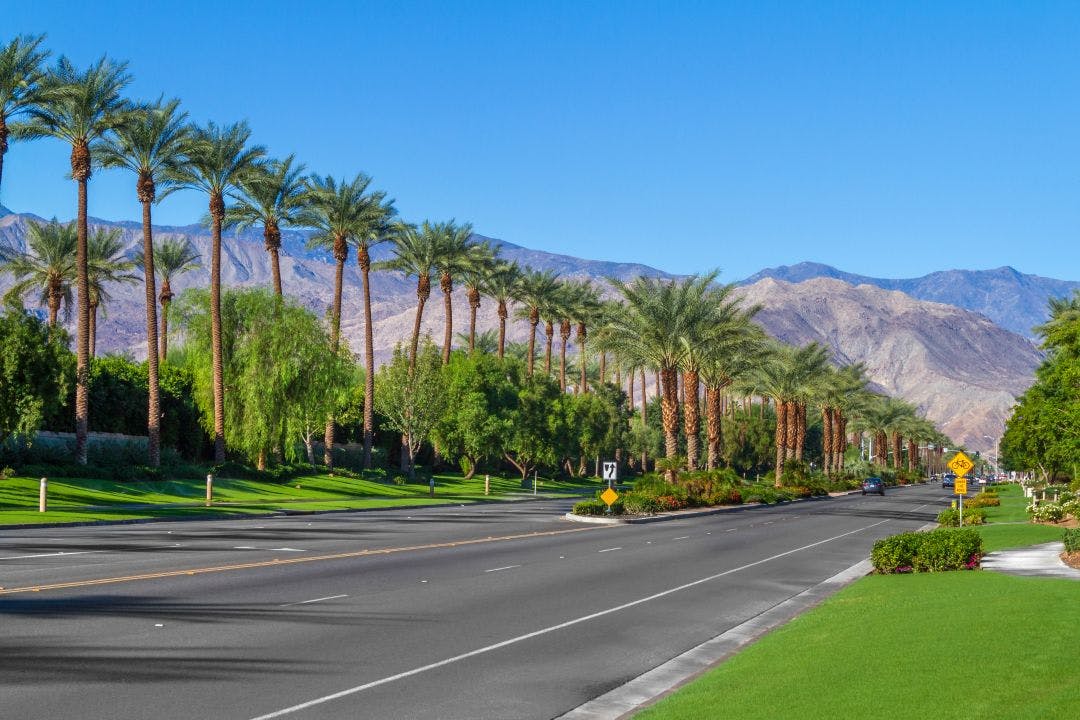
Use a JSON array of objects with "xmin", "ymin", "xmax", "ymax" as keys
[{"xmin": 0, "ymin": 483, "xmax": 946, "ymax": 719}]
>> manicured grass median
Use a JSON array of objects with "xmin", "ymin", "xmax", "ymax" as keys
[
  {"xmin": 0, "ymin": 472, "xmax": 603, "ymax": 526},
  {"xmin": 637, "ymin": 571, "xmax": 1080, "ymax": 720}
]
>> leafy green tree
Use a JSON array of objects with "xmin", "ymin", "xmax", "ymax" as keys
[
  {"xmin": 568, "ymin": 383, "xmax": 629, "ymax": 476},
  {"xmin": 375, "ymin": 339, "xmax": 446, "ymax": 479},
  {"xmin": 503, "ymin": 374, "xmax": 569, "ymax": 481},
  {"xmin": 432, "ymin": 351, "xmax": 519, "ymax": 477},
  {"xmin": 0, "ymin": 301, "xmax": 73, "ymax": 444}
]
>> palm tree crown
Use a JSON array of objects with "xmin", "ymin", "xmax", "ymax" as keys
[
  {"xmin": 0, "ymin": 219, "xmax": 76, "ymax": 326},
  {"xmin": 0, "ymin": 33, "xmax": 50, "ymax": 190}
]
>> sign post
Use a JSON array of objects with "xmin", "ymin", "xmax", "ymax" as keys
[
  {"xmin": 602, "ymin": 461, "xmax": 617, "ymax": 488},
  {"xmin": 600, "ymin": 487, "xmax": 619, "ymax": 515},
  {"xmin": 947, "ymin": 452, "xmax": 973, "ymax": 526}
]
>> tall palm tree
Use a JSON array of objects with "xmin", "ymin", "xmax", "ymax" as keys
[
  {"xmin": 96, "ymin": 97, "xmax": 190, "ymax": 466},
  {"xmin": 432, "ymin": 221, "xmax": 475, "ymax": 364},
  {"xmin": 86, "ymin": 225, "xmax": 137, "ymax": 357},
  {"xmin": 817, "ymin": 363, "xmax": 868, "ymax": 476},
  {"xmin": 21, "ymin": 55, "xmax": 132, "ymax": 464},
  {"xmin": 227, "ymin": 154, "xmax": 307, "ymax": 297},
  {"xmin": 0, "ymin": 34, "xmax": 50, "ymax": 194},
  {"xmin": 554, "ymin": 282, "xmax": 582, "ymax": 391},
  {"xmin": 139, "ymin": 236, "xmax": 200, "ymax": 362},
  {"xmin": 459, "ymin": 242, "xmax": 498, "ymax": 353},
  {"xmin": 699, "ymin": 322, "xmax": 766, "ymax": 470},
  {"xmin": 483, "ymin": 260, "xmax": 523, "ymax": 359},
  {"xmin": 172, "ymin": 121, "xmax": 265, "ymax": 462},
  {"xmin": 0, "ymin": 219, "xmax": 76, "ymax": 326},
  {"xmin": 376, "ymin": 221, "xmax": 443, "ymax": 371},
  {"xmin": 599, "ymin": 272, "xmax": 724, "ymax": 482},
  {"xmin": 570, "ymin": 281, "xmax": 602, "ymax": 393},
  {"xmin": 301, "ymin": 172, "xmax": 392, "ymax": 468},
  {"xmin": 538, "ymin": 277, "xmax": 566, "ymax": 375},
  {"xmin": 514, "ymin": 268, "xmax": 561, "ymax": 376}
]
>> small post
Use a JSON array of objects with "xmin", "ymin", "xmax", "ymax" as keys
[
  {"xmin": 533, "ymin": 470, "xmax": 537, "ymax": 495},
  {"xmin": 39, "ymin": 477, "xmax": 47, "ymax": 513},
  {"xmin": 959, "ymin": 493, "xmax": 963, "ymax": 527},
  {"xmin": 429, "ymin": 477, "xmax": 435, "ymax": 498},
  {"xmin": 484, "ymin": 474, "xmax": 490, "ymax": 496},
  {"xmin": 205, "ymin": 473, "xmax": 213, "ymax": 507}
]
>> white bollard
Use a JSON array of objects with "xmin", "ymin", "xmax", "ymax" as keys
[
  {"xmin": 39, "ymin": 477, "xmax": 47, "ymax": 513},
  {"xmin": 205, "ymin": 474, "xmax": 213, "ymax": 507},
  {"xmin": 484, "ymin": 474, "xmax": 490, "ymax": 496}
]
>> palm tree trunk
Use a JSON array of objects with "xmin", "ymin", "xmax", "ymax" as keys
[
  {"xmin": 578, "ymin": 325, "xmax": 588, "ymax": 394},
  {"xmin": 497, "ymin": 301, "xmax": 508, "ymax": 359},
  {"xmin": 140, "ymin": 197, "xmax": 161, "ymax": 467},
  {"xmin": 835, "ymin": 411, "xmax": 847, "ymax": 473},
  {"xmin": 683, "ymin": 370, "xmax": 700, "ymax": 471},
  {"xmin": 323, "ymin": 255, "xmax": 346, "ymax": 469},
  {"xmin": 559, "ymin": 321, "xmax": 570, "ymax": 391},
  {"xmin": 794, "ymin": 402, "xmax": 806, "ymax": 461},
  {"xmin": 467, "ymin": 287, "xmax": 480, "ymax": 353},
  {"xmin": 73, "ymin": 161, "xmax": 91, "ymax": 465},
  {"xmin": 774, "ymin": 398, "xmax": 787, "ymax": 485},
  {"xmin": 821, "ymin": 407, "xmax": 833, "ymax": 476},
  {"xmin": 892, "ymin": 432, "xmax": 903, "ymax": 470},
  {"xmin": 159, "ymin": 293, "xmax": 171, "ymax": 362},
  {"xmin": 527, "ymin": 320, "xmax": 538, "ymax": 376},
  {"xmin": 639, "ymin": 369, "xmax": 648, "ymax": 471},
  {"xmin": 209, "ymin": 195, "xmax": 227, "ymax": 463},
  {"xmin": 441, "ymin": 273, "xmax": 453, "ymax": 365},
  {"xmin": 269, "ymin": 246, "xmax": 283, "ymax": 297},
  {"xmin": 706, "ymin": 386, "xmax": 722, "ymax": 470},
  {"xmin": 544, "ymin": 321, "xmax": 553, "ymax": 374},
  {"xmin": 47, "ymin": 284, "xmax": 61, "ymax": 327},
  {"xmin": 359, "ymin": 251, "xmax": 376, "ymax": 469},
  {"xmin": 409, "ymin": 276, "xmax": 430, "ymax": 372},
  {"xmin": 660, "ymin": 366, "xmax": 680, "ymax": 482},
  {"xmin": 88, "ymin": 302, "xmax": 97, "ymax": 358},
  {"xmin": 0, "ymin": 118, "xmax": 6, "ymax": 191},
  {"xmin": 908, "ymin": 438, "xmax": 918, "ymax": 473}
]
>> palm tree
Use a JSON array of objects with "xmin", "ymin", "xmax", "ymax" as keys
[
  {"xmin": 301, "ymin": 173, "xmax": 395, "ymax": 468},
  {"xmin": 554, "ymin": 283, "xmax": 581, "ymax": 391},
  {"xmin": 0, "ymin": 219, "xmax": 76, "ymax": 326},
  {"xmin": 815, "ymin": 363, "xmax": 869, "ymax": 476},
  {"xmin": 0, "ymin": 34, "xmax": 49, "ymax": 194},
  {"xmin": 699, "ymin": 322, "xmax": 766, "ymax": 470},
  {"xmin": 376, "ymin": 221, "xmax": 443, "ymax": 371},
  {"xmin": 86, "ymin": 225, "xmax": 137, "ymax": 357},
  {"xmin": 459, "ymin": 242, "xmax": 498, "ymax": 353},
  {"xmin": 21, "ymin": 55, "xmax": 132, "ymax": 464},
  {"xmin": 599, "ymin": 273, "xmax": 724, "ymax": 481},
  {"xmin": 538, "ymin": 278, "xmax": 566, "ymax": 375},
  {"xmin": 96, "ymin": 97, "xmax": 190, "ymax": 466},
  {"xmin": 570, "ymin": 281, "xmax": 602, "ymax": 393},
  {"xmin": 482, "ymin": 260, "xmax": 523, "ymax": 359},
  {"xmin": 172, "ymin": 121, "xmax": 265, "ymax": 462},
  {"xmin": 139, "ymin": 236, "xmax": 200, "ymax": 362},
  {"xmin": 227, "ymin": 154, "xmax": 307, "ymax": 297},
  {"xmin": 514, "ymin": 268, "xmax": 561, "ymax": 375},
  {"xmin": 432, "ymin": 221, "xmax": 476, "ymax": 364}
]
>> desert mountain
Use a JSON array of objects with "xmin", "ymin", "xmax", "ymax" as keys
[
  {"xmin": 744, "ymin": 261, "xmax": 1080, "ymax": 339},
  {"xmin": 0, "ymin": 211, "xmax": 1048, "ymax": 453}
]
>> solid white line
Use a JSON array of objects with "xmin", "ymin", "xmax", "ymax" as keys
[
  {"xmin": 270, "ymin": 547, "xmax": 306, "ymax": 552},
  {"xmin": 280, "ymin": 594, "xmax": 348, "ymax": 607},
  {"xmin": 245, "ymin": 519, "xmax": 890, "ymax": 720},
  {"xmin": 0, "ymin": 550, "xmax": 104, "ymax": 561},
  {"xmin": 597, "ymin": 547, "xmax": 622, "ymax": 553},
  {"xmin": 484, "ymin": 565, "xmax": 521, "ymax": 573},
  {"xmin": 673, "ymin": 536, "xmax": 689, "ymax": 540},
  {"xmin": 725, "ymin": 529, "xmax": 736, "ymax": 533}
]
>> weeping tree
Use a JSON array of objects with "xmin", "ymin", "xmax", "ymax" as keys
[
  {"xmin": 175, "ymin": 287, "xmax": 357, "ymax": 468},
  {"xmin": 375, "ymin": 339, "xmax": 446, "ymax": 480}
]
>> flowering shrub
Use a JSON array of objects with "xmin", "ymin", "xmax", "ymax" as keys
[
  {"xmin": 1029, "ymin": 503, "xmax": 1066, "ymax": 523},
  {"xmin": 965, "ymin": 492, "xmax": 1001, "ymax": 508}
]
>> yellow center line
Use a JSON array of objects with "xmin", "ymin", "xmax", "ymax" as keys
[{"xmin": 0, "ymin": 525, "xmax": 609, "ymax": 596}]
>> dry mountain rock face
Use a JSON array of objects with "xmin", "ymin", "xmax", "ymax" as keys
[{"xmin": 0, "ymin": 209, "xmax": 1051, "ymax": 454}]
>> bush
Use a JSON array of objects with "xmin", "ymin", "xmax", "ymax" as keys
[
  {"xmin": 871, "ymin": 528, "xmax": 983, "ymax": 573},
  {"xmin": 937, "ymin": 507, "xmax": 987, "ymax": 526},
  {"xmin": 965, "ymin": 493, "xmax": 1001, "ymax": 508},
  {"xmin": 1064, "ymin": 528, "xmax": 1080, "ymax": 553},
  {"xmin": 622, "ymin": 491, "xmax": 663, "ymax": 515},
  {"xmin": 1029, "ymin": 503, "xmax": 1066, "ymax": 523},
  {"xmin": 0, "ymin": 466, "xmax": 13, "ymax": 480},
  {"xmin": 573, "ymin": 498, "xmax": 623, "ymax": 516}
]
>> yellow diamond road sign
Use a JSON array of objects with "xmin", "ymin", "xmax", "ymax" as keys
[
  {"xmin": 947, "ymin": 451, "xmax": 974, "ymax": 477},
  {"xmin": 600, "ymin": 488, "xmax": 619, "ymax": 506}
]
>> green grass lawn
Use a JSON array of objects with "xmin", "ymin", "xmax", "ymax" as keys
[
  {"xmin": 0, "ymin": 471, "xmax": 605, "ymax": 526},
  {"xmin": 637, "ymin": 571, "xmax": 1079, "ymax": 720},
  {"xmin": 973, "ymin": 482, "xmax": 1066, "ymax": 551}
]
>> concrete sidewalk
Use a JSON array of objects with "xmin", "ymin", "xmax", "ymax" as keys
[{"xmin": 981, "ymin": 541, "xmax": 1080, "ymax": 580}]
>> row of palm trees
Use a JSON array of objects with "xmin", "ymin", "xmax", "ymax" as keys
[{"xmin": 0, "ymin": 34, "xmax": 949, "ymax": 479}]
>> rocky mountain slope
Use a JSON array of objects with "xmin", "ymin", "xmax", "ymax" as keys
[
  {"xmin": 743, "ymin": 261, "xmax": 1080, "ymax": 339},
  {"xmin": 0, "ymin": 210, "xmax": 1048, "ymax": 453}
]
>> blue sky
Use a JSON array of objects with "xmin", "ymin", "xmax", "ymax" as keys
[{"xmin": 4, "ymin": 1, "xmax": 1080, "ymax": 281}]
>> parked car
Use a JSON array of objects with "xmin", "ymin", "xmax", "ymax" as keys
[
  {"xmin": 942, "ymin": 473, "xmax": 956, "ymax": 488},
  {"xmin": 862, "ymin": 477, "xmax": 885, "ymax": 496}
]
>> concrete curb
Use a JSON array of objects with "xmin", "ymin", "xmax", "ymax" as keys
[{"xmin": 557, "ymin": 558, "xmax": 874, "ymax": 720}]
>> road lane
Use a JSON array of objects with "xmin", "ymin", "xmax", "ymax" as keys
[{"xmin": 0, "ymin": 484, "xmax": 948, "ymax": 719}]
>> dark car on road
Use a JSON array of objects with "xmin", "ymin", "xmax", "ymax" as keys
[
  {"xmin": 862, "ymin": 477, "xmax": 885, "ymax": 496},
  {"xmin": 942, "ymin": 473, "xmax": 956, "ymax": 488}
]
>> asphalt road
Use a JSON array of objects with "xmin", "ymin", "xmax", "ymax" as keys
[{"xmin": 0, "ymin": 484, "xmax": 947, "ymax": 719}]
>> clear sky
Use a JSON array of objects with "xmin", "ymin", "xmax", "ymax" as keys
[{"xmin": 3, "ymin": 1, "xmax": 1080, "ymax": 281}]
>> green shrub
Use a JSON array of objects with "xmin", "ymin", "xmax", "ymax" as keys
[
  {"xmin": 0, "ymin": 466, "xmax": 13, "ymax": 479},
  {"xmin": 622, "ymin": 491, "xmax": 663, "ymax": 515},
  {"xmin": 937, "ymin": 507, "xmax": 987, "ymax": 526},
  {"xmin": 1064, "ymin": 528, "xmax": 1080, "ymax": 553},
  {"xmin": 965, "ymin": 493, "xmax": 1001, "ymax": 508},
  {"xmin": 871, "ymin": 528, "xmax": 983, "ymax": 573},
  {"xmin": 1029, "ymin": 503, "xmax": 1066, "ymax": 523},
  {"xmin": 573, "ymin": 498, "xmax": 623, "ymax": 516}
]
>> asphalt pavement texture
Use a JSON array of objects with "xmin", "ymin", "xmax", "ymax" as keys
[{"xmin": 0, "ymin": 483, "xmax": 948, "ymax": 719}]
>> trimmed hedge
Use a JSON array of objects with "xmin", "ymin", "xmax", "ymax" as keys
[
  {"xmin": 937, "ymin": 507, "xmax": 986, "ymax": 526},
  {"xmin": 1064, "ymin": 528, "xmax": 1080, "ymax": 553},
  {"xmin": 871, "ymin": 528, "xmax": 983, "ymax": 573},
  {"xmin": 573, "ymin": 498, "xmax": 624, "ymax": 516}
]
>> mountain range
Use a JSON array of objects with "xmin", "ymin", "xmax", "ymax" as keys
[{"xmin": 1, "ymin": 207, "xmax": 1068, "ymax": 454}]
